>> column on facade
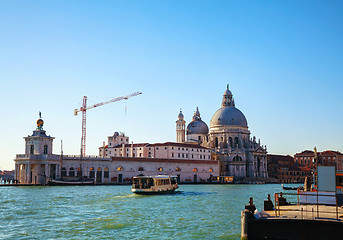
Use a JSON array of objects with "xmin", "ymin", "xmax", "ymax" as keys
[
  {"xmin": 27, "ymin": 164, "xmax": 31, "ymax": 184},
  {"xmin": 45, "ymin": 164, "xmax": 49, "ymax": 181}
]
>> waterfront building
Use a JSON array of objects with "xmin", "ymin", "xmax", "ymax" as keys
[
  {"xmin": 99, "ymin": 132, "xmax": 211, "ymax": 160},
  {"xmin": 267, "ymin": 154, "xmax": 311, "ymax": 183},
  {"xmin": 177, "ymin": 85, "xmax": 268, "ymax": 179},
  {"xmin": 294, "ymin": 150, "xmax": 343, "ymax": 170},
  {"xmin": 14, "ymin": 117, "xmax": 218, "ymax": 184}
]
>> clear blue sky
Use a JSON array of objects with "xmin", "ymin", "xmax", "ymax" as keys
[{"xmin": 1, "ymin": 0, "xmax": 343, "ymax": 170}]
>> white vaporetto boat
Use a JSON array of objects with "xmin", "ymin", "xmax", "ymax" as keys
[{"xmin": 131, "ymin": 175, "xmax": 179, "ymax": 194}]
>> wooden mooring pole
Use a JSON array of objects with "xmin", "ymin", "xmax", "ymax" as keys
[{"xmin": 241, "ymin": 209, "xmax": 249, "ymax": 240}]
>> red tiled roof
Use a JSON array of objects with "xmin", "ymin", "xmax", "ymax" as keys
[
  {"xmin": 100, "ymin": 142, "xmax": 209, "ymax": 149},
  {"xmin": 320, "ymin": 150, "xmax": 343, "ymax": 156},
  {"xmin": 111, "ymin": 156, "xmax": 217, "ymax": 164},
  {"xmin": 294, "ymin": 150, "xmax": 314, "ymax": 156}
]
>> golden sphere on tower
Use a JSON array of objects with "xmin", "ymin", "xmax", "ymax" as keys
[{"xmin": 37, "ymin": 119, "xmax": 44, "ymax": 127}]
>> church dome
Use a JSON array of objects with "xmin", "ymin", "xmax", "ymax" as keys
[
  {"xmin": 210, "ymin": 107, "xmax": 247, "ymax": 127},
  {"xmin": 187, "ymin": 120, "xmax": 209, "ymax": 134},
  {"xmin": 210, "ymin": 85, "xmax": 248, "ymax": 128},
  {"xmin": 186, "ymin": 107, "xmax": 209, "ymax": 134}
]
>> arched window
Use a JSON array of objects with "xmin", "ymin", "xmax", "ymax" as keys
[
  {"xmin": 229, "ymin": 137, "xmax": 233, "ymax": 148},
  {"xmin": 89, "ymin": 167, "xmax": 95, "ymax": 178},
  {"xmin": 148, "ymin": 152, "xmax": 152, "ymax": 158},
  {"xmin": 234, "ymin": 137, "xmax": 239, "ymax": 147},
  {"xmin": 233, "ymin": 156, "xmax": 242, "ymax": 162},
  {"xmin": 61, "ymin": 167, "xmax": 67, "ymax": 177},
  {"xmin": 138, "ymin": 167, "xmax": 144, "ymax": 171},
  {"xmin": 257, "ymin": 157, "xmax": 261, "ymax": 173},
  {"xmin": 158, "ymin": 167, "xmax": 163, "ymax": 172},
  {"xmin": 209, "ymin": 168, "xmax": 213, "ymax": 173},
  {"xmin": 193, "ymin": 168, "xmax": 198, "ymax": 172},
  {"xmin": 104, "ymin": 167, "xmax": 109, "ymax": 178},
  {"xmin": 117, "ymin": 166, "xmax": 123, "ymax": 171},
  {"xmin": 69, "ymin": 167, "xmax": 75, "ymax": 177},
  {"xmin": 175, "ymin": 167, "xmax": 181, "ymax": 172},
  {"xmin": 97, "ymin": 167, "xmax": 102, "ymax": 171}
]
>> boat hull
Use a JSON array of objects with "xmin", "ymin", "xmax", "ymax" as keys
[
  {"xmin": 48, "ymin": 179, "xmax": 94, "ymax": 186},
  {"xmin": 131, "ymin": 188, "xmax": 177, "ymax": 194}
]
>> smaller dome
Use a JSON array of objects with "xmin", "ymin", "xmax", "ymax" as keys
[
  {"xmin": 113, "ymin": 132, "xmax": 119, "ymax": 136},
  {"xmin": 187, "ymin": 120, "xmax": 209, "ymax": 135}
]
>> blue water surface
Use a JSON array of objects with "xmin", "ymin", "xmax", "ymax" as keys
[{"xmin": 0, "ymin": 184, "xmax": 289, "ymax": 239}]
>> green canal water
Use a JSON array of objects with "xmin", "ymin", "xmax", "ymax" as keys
[{"xmin": 0, "ymin": 184, "xmax": 289, "ymax": 239}]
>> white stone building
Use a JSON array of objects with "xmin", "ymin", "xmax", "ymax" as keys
[
  {"xmin": 176, "ymin": 85, "xmax": 268, "ymax": 179},
  {"xmin": 15, "ymin": 118, "xmax": 218, "ymax": 184}
]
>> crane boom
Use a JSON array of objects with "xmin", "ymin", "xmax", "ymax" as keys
[
  {"xmin": 74, "ymin": 91, "xmax": 142, "ymax": 157},
  {"xmin": 74, "ymin": 91, "xmax": 142, "ymax": 116}
]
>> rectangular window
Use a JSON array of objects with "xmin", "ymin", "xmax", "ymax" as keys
[
  {"xmin": 172, "ymin": 153, "xmax": 174, "ymax": 157},
  {"xmin": 43, "ymin": 145, "xmax": 48, "ymax": 154},
  {"xmin": 104, "ymin": 171, "xmax": 109, "ymax": 178},
  {"xmin": 178, "ymin": 153, "xmax": 180, "ymax": 157},
  {"xmin": 30, "ymin": 145, "xmax": 34, "ymax": 154},
  {"xmin": 182, "ymin": 154, "xmax": 184, "ymax": 158}
]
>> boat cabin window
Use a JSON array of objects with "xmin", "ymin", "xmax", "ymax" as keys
[
  {"xmin": 156, "ymin": 179, "xmax": 170, "ymax": 185},
  {"xmin": 134, "ymin": 178, "xmax": 154, "ymax": 189}
]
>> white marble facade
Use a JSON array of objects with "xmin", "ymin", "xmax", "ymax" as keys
[{"xmin": 176, "ymin": 85, "xmax": 268, "ymax": 179}]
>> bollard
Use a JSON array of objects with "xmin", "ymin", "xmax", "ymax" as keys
[
  {"xmin": 245, "ymin": 197, "xmax": 256, "ymax": 219},
  {"xmin": 264, "ymin": 194, "xmax": 274, "ymax": 211},
  {"xmin": 241, "ymin": 209, "xmax": 249, "ymax": 240}
]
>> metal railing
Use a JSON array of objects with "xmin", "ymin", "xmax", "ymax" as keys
[{"xmin": 274, "ymin": 191, "xmax": 341, "ymax": 220}]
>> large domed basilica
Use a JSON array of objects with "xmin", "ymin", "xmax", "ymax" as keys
[{"xmin": 176, "ymin": 85, "xmax": 268, "ymax": 179}]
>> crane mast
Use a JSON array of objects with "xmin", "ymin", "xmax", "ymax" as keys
[{"xmin": 74, "ymin": 91, "xmax": 142, "ymax": 157}]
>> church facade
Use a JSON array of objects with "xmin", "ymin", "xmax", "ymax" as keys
[{"xmin": 176, "ymin": 85, "xmax": 268, "ymax": 179}]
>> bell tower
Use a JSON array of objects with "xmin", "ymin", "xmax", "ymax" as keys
[{"xmin": 176, "ymin": 109, "xmax": 186, "ymax": 143}]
